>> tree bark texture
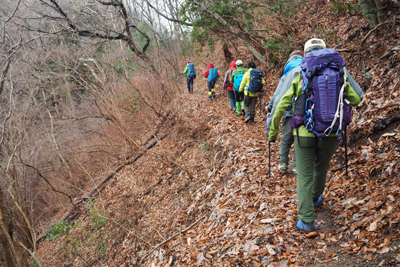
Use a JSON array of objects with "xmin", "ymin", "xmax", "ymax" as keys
[
  {"xmin": 358, "ymin": 0, "xmax": 379, "ymax": 28},
  {"xmin": 0, "ymin": 187, "xmax": 19, "ymax": 267}
]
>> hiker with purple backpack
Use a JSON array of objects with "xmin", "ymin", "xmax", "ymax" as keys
[{"xmin": 268, "ymin": 38, "xmax": 364, "ymax": 238}]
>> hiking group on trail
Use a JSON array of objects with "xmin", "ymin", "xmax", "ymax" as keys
[
  {"xmin": 223, "ymin": 60, "xmax": 265, "ymax": 123},
  {"xmin": 183, "ymin": 38, "xmax": 364, "ymax": 238}
]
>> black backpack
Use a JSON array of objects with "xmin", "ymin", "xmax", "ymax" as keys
[{"xmin": 248, "ymin": 69, "xmax": 264, "ymax": 94}]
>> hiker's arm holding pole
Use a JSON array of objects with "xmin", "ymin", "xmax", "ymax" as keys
[
  {"xmin": 345, "ymin": 82, "xmax": 362, "ymax": 106},
  {"xmin": 344, "ymin": 67, "xmax": 364, "ymax": 100},
  {"xmin": 268, "ymin": 76, "xmax": 286, "ymax": 112}
]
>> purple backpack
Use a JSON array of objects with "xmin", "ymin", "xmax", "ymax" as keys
[{"xmin": 291, "ymin": 48, "xmax": 352, "ymax": 142}]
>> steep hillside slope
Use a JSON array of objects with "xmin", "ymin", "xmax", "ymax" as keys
[{"xmin": 36, "ymin": 2, "xmax": 400, "ymax": 267}]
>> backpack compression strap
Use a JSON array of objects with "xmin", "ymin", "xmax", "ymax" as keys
[{"xmin": 324, "ymin": 71, "xmax": 348, "ymax": 137}]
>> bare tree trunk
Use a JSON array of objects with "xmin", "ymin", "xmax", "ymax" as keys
[
  {"xmin": 0, "ymin": 58, "xmax": 10, "ymax": 96},
  {"xmin": 374, "ymin": 0, "xmax": 384, "ymax": 24},
  {"xmin": 0, "ymin": 187, "xmax": 19, "ymax": 267},
  {"xmin": 358, "ymin": 0, "xmax": 379, "ymax": 28}
]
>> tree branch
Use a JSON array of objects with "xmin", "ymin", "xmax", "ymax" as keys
[
  {"xmin": 97, "ymin": 0, "xmax": 123, "ymax": 7},
  {"xmin": 361, "ymin": 20, "xmax": 391, "ymax": 46},
  {"xmin": 191, "ymin": 0, "xmax": 268, "ymax": 66},
  {"xmin": 147, "ymin": 1, "xmax": 192, "ymax": 26},
  {"xmin": 22, "ymin": 163, "xmax": 81, "ymax": 211},
  {"xmin": 5, "ymin": 0, "xmax": 22, "ymax": 23},
  {"xmin": 40, "ymin": 0, "xmax": 158, "ymax": 73}
]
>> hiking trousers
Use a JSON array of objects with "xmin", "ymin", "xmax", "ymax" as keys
[
  {"xmin": 234, "ymin": 90, "xmax": 244, "ymax": 103},
  {"xmin": 207, "ymin": 81, "xmax": 215, "ymax": 96},
  {"xmin": 294, "ymin": 136, "xmax": 337, "ymax": 223},
  {"xmin": 186, "ymin": 78, "xmax": 194, "ymax": 93},
  {"xmin": 279, "ymin": 117, "xmax": 296, "ymax": 168},
  {"xmin": 227, "ymin": 89, "xmax": 235, "ymax": 110},
  {"xmin": 243, "ymin": 93, "xmax": 257, "ymax": 119}
]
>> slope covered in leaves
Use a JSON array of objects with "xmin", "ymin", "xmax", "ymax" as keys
[{"xmin": 36, "ymin": 1, "xmax": 400, "ymax": 266}]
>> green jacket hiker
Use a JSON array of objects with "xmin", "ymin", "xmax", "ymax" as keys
[
  {"xmin": 268, "ymin": 38, "xmax": 364, "ymax": 238},
  {"xmin": 183, "ymin": 61, "xmax": 196, "ymax": 93}
]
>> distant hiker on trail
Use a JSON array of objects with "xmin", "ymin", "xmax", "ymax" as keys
[
  {"xmin": 223, "ymin": 61, "xmax": 237, "ymax": 112},
  {"xmin": 230, "ymin": 60, "xmax": 247, "ymax": 115},
  {"xmin": 204, "ymin": 63, "xmax": 219, "ymax": 99},
  {"xmin": 268, "ymin": 38, "xmax": 364, "ymax": 238},
  {"xmin": 183, "ymin": 61, "xmax": 196, "ymax": 93},
  {"xmin": 239, "ymin": 61, "xmax": 265, "ymax": 123},
  {"xmin": 265, "ymin": 50, "xmax": 304, "ymax": 175}
]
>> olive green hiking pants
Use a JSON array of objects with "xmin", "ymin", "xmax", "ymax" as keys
[
  {"xmin": 279, "ymin": 117, "xmax": 296, "ymax": 168},
  {"xmin": 243, "ymin": 93, "xmax": 257, "ymax": 119},
  {"xmin": 294, "ymin": 136, "xmax": 337, "ymax": 223}
]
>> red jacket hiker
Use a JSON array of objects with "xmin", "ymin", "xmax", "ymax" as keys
[
  {"xmin": 223, "ymin": 61, "xmax": 237, "ymax": 91},
  {"xmin": 204, "ymin": 63, "xmax": 220, "ymax": 79},
  {"xmin": 204, "ymin": 63, "xmax": 219, "ymax": 99}
]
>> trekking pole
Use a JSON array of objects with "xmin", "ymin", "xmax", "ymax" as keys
[
  {"xmin": 268, "ymin": 141, "xmax": 271, "ymax": 177},
  {"xmin": 344, "ymin": 128, "xmax": 349, "ymax": 178}
]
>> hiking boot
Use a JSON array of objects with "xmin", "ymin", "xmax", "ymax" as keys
[
  {"xmin": 278, "ymin": 164, "xmax": 288, "ymax": 173},
  {"xmin": 245, "ymin": 116, "xmax": 251, "ymax": 123},
  {"xmin": 250, "ymin": 118, "xmax": 255, "ymax": 123},
  {"xmin": 208, "ymin": 95, "xmax": 212, "ymax": 99},
  {"xmin": 313, "ymin": 195, "xmax": 323, "ymax": 208},
  {"xmin": 297, "ymin": 220, "xmax": 317, "ymax": 238},
  {"xmin": 293, "ymin": 168, "xmax": 297, "ymax": 175},
  {"xmin": 212, "ymin": 92, "xmax": 216, "ymax": 98}
]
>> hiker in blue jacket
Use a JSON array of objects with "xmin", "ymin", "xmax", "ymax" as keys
[
  {"xmin": 204, "ymin": 63, "xmax": 219, "ymax": 99},
  {"xmin": 265, "ymin": 50, "xmax": 303, "ymax": 175},
  {"xmin": 183, "ymin": 61, "xmax": 196, "ymax": 93},
  {"xmin": 268, "ymin": 38, "xmax": 364, "ymax": 238}
]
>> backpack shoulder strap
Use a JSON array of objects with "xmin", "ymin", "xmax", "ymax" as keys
[{"xmin": 339, "ymin": 67, "xmax": 344, "ymax": 86}]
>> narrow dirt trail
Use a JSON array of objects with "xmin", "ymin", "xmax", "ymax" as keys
[{"xmin": 174, "ymin": 83, "xmax": 399, "ymax": 266}]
